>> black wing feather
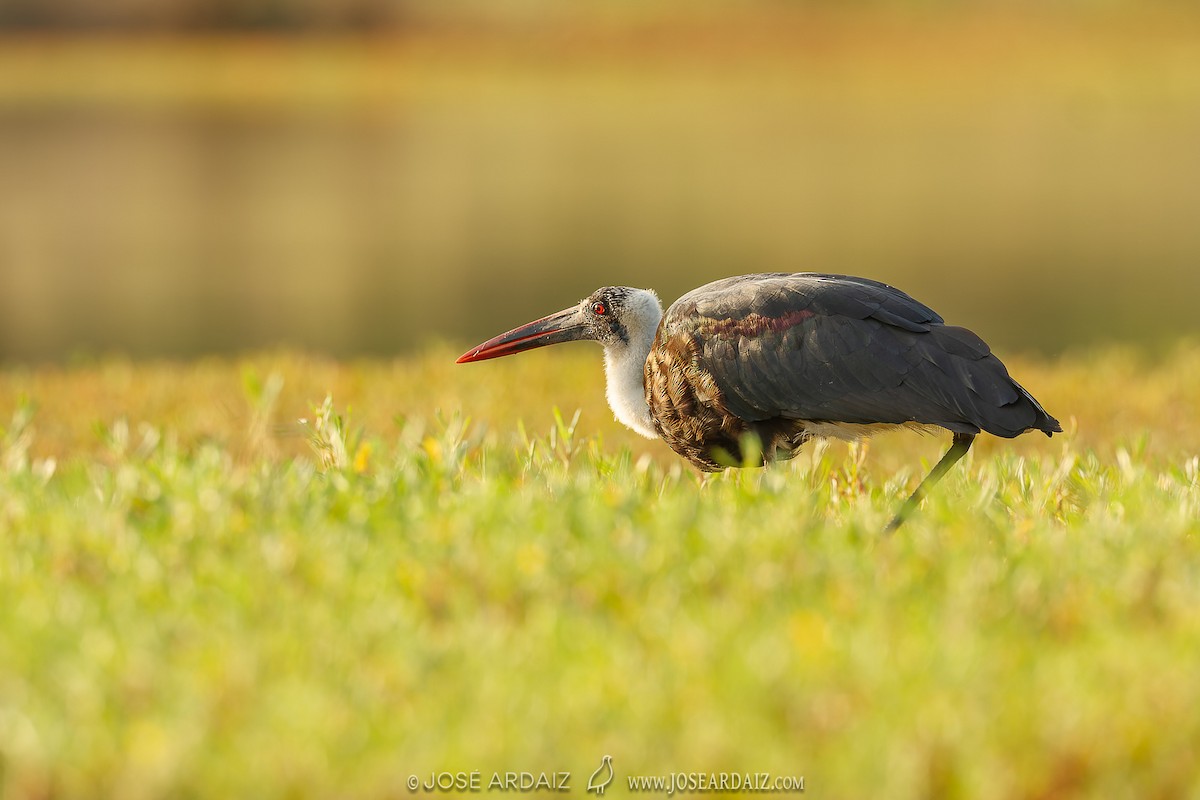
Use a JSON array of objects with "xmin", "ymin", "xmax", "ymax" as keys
[{"xmin": 662, "ymin": 273, "xmax": 1060, "ymax": 438}]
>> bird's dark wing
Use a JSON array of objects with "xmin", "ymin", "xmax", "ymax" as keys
[{"xmin": 659, "ymin": 273, "xmax": 1059, "ymax": 438}]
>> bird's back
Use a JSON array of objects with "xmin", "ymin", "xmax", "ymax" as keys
[{"xmin": 645, "ymin": 273, "xmax": 1060, "ymax": 470}]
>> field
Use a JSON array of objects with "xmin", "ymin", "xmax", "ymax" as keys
[
  {"xmin": 4, "ymin": 3, "xmax": 1200, "ymax": 796},
  {"xmin": 2, "ymin": 346, "xmax": 1199, "ymax": 799}
]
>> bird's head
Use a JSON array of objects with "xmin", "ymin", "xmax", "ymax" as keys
[{"xmin": 456, "ymin": 286, "xmax": 662, "ymax": 363}]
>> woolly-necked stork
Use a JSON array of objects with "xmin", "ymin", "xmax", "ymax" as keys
[{"xmin": 457, "ymin": 273, "xmax": 1061, "ymax": 530}]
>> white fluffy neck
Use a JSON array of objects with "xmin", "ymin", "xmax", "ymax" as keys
[{"xmin": 602, "ymin": 289, "xmax": 662, "ymax": 439}]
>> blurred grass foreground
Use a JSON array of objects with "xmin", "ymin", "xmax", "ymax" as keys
[
  {"xmin": 2, "ymin": 2, "xmax": 1200, "ymax": 358},
  {"xmin": 1, "ymin": 347, "xmax": 1200, "ymax": 798}
]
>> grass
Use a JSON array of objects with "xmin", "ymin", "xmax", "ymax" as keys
[{"xmin": 1, "ymin": 346, "xmax": 1200, "ymax": 798}]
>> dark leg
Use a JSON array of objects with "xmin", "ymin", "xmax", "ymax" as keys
[{"xmin": 884, "ymin": 432, "xmax": 975, "ymax": 533}]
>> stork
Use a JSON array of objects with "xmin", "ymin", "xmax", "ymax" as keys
[{"xmin": 457, "ymin": 273, "xmax": 1061, "ymax": 530}]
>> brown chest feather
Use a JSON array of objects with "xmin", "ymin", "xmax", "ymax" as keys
[{"xmin": 644, "ymin": 332, "xmax": 808, "ymax": 471}]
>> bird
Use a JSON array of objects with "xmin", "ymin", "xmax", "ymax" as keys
[
  {"xmin": 457, "ymin": 273, "xmax": 1061, "ymax": 530},
  {"xmin": 586, "ymin": 755, "xmax": 614, "ymax": 796}
]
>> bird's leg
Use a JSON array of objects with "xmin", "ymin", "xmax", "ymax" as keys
[{"xmin": 884, "ymin": 432, "xmax": 975, "ymax": 533}]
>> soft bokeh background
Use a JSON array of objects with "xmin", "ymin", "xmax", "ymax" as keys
[
  {"xmin": 6, "ymin": 8, "xmax": 1200, "ymax": 798},
  {"xmin": 1, "ymin": 1, "xmax": 1199, "ymax": 360}
]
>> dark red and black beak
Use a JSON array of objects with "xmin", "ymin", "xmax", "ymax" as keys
[{"xmin": 456, "ymin": 306, "xmax": 589, "ymax": 364}]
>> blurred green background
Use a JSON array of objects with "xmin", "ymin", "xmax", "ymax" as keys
[{"xmin": 1, "ymin": 1, "xmax": 1199, "ymax": 360}]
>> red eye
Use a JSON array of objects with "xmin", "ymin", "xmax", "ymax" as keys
[{"xmin": 592, "ymin": 302, "xmax": 607, "ymax": 316}]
